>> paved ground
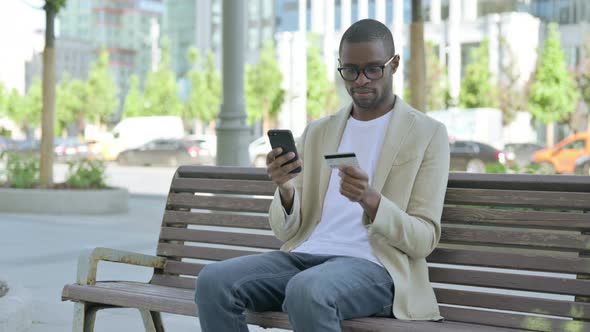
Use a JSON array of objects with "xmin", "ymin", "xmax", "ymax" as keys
[{"xmin": 0, "ymin": 194, "xmax": 286, "ymax": 332}]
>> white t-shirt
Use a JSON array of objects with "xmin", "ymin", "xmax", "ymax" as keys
[{"xmin": 293, "ymin": 110, "xmax": 393, "ymax": 265}]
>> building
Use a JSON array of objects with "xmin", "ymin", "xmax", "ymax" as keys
[
  {"xmin": 25, "ymin": 38, "xmax": 93, "ymax": 92},
  {"xmin": 164, "ymin": 0, "xmax": 275, "ymax": 79},
  {"xmin": 58, "ymin": 0, "xmax": 165, "ymax": 119}
]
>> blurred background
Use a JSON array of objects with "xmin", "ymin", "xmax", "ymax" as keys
[{"xmin": 0, "ymin": 0, "xmax": 589, "ymax": 174}]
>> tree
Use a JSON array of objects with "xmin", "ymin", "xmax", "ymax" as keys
[
  {"xmin": 307, "ymin": 40, "xmax": 339, "ymax": 120},
  {"xmin": 409, "ymin": 0, "xmax": 426, "ymax": 111},
  {"xmin": 245, "ymin": 41, "xmax": 285, "ymax": 131},
  {"xmin": 498, "ymin": 38, "xmax": 527, "ymax": 125},
  {"xmin": 143, "ymin": 38, "xmax": 182, "ymax": 117},
  {"xmin": 424, "ymin": 42, "xmax": 449, "ymax": 112},
  {"xmin": 575, "ymin": 40, "xmax": 590, "ymax": 111},
  {"xmin": 459, "ymin": 39, "xmax": 498, "ymax": 109},
  {"xmin": 56, "ymin": 74, "xmax": 88, "ymax": 136},
  {"xmin": 6, "ymin": 81, "xmax": 42, "ymax": 138},
  {"xmin": 122, "ymin": 75, "xmax": 144, "ymax": 118},
  {"xmin": 40, "ymin": 0, "xmax": 67, "ymax": 186},
  {"xmin": 528, "ymin": 23, "xmax": 579, "ymax": 125},
  {"xmin": 87, "ymin": 49, "xmax": 119, "ymax": 124},
  {"xmin": 184, "ymin": 48, "xmax": 221, "ymax": 124}
]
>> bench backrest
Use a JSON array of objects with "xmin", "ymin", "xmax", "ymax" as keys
[{"xmin": 152, "ymin": 166, "xmax": 590, "ymax": 332}]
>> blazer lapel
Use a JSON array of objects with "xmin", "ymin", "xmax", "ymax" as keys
[
  {"xmin": 318, "ymin": 105, "xmax": 352, "ymax": 204},
  {"xmin": 373, "ymin": 97, "xmax": 417, "ymax": 193}
]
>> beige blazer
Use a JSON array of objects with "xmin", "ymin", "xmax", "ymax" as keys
[{"xmin": 269, "ymin": 97, "xmax": 450, "ymax": 321}]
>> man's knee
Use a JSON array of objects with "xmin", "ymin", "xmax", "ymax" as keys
[
  {"xmin": 283, "ymin": 274, "xmax": 332, "ymax": 312},
  {"xmin": 195, "ymin": 262, "xmax": 231, "ymax": 302}
]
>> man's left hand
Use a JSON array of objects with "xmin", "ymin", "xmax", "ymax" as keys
[
  {"xmin": 338, "ymin": 166, "xmax": 381, "ymax": 221},
  {"xmin": 338, "ymin": 166, "xmax": 373, "ymax": 202}
]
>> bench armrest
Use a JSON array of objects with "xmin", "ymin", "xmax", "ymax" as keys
[{"xmin": 76, "ymin": 247, "xmax": 166, "ymax": 285}]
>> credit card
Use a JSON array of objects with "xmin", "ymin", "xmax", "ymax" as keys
[{"xmin": 324, "ymin": 152, "xmax": 359, "ymax": 168}]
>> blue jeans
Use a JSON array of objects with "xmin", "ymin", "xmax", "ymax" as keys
[{"xmin": 195, "ymin": 251, "xmax": 394, "ymax": 332}]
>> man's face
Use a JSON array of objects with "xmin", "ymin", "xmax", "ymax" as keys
[{"xmin": 339, "ymin": 40, "xmax": 398, "ymax": 110}]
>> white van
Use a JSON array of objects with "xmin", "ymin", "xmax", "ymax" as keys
[{"xmin": 104, "ymin": 116, "xmax": 185, "ymax": 160}]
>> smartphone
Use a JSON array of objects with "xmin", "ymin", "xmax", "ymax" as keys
[{"xmin": 267, "ymin": 129, "xmax": 301, "ymax": 174}]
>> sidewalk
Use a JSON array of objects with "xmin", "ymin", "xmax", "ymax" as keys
[{"xmin": 0, "ymin": 194, "xmax": 286, "ymax": 332}]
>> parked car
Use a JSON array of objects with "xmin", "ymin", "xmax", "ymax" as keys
[
  {"xmin": 116, "ymin": 138, "xmax": 214, "ymax": 167},
  {"xmin": 504, "ymin": 142, "xmax": 545, "ymax": 167},
  {"xmin": 533, "ymin": 131, "xmax": 590, "ymax": 174},
  {"xmin": 249, "ymin": 136, "xmax": 272, "ymax": 167},
  {"xmin": 450, "ymin": 140, "xmax": 506, "ymax": 173},
  {"xmin": 54, "ymin": 137, "xmax": 92, "ymax": 163},
  {"xmin": 575, "ymin": 155, "xmax": 590, "ymax": 176},
  {"xmin": 0, "ymin": 136, "xmax": 16, "ymax": 154}
]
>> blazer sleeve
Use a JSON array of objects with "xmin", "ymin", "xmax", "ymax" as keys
[
  {"xmin": 268, "ymin": 126, "xmax": 308, "ymax": 242},
  {"xmin": 370, "ymin": 123, "xmax": 450, "ymax": 259}
]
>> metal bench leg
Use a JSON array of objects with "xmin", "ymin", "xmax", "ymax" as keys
[
  {"xmin": 140, "ymin": 309, "xmax": 165, "ymax": 332},
  {"xmin": 72, "ymin": 303, "xmax": 100, "ymax": 332}
]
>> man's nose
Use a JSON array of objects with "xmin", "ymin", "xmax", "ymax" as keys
[{"xmin": 354, "ymin": 70, "xmax": 371, "ymax": 85}]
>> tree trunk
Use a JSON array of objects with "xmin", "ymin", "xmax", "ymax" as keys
[
  {"xmin": 409, "ymin": 0, "xmax": 426, "ymax": 112},
  {"xmin": 40, "ymin": 4, "xmax": 57, "ymax": 187}
]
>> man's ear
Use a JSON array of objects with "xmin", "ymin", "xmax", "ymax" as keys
[{"xmin": 391, "ymin": 54, "xmax": 400, "ymax": 74}]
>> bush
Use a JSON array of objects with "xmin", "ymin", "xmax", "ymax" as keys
[
  {"xmin": 0, "ymin": 152, "xmax": 39, "ymax": 188},
  {"xmin": 485, "ymin": 163, "xmax": 556, "ymax": 175},
  {"xmin": 65, "ymin": 159, "xmax": 107, "ymax": 189}
]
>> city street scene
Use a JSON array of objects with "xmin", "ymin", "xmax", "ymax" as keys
[{"xmin": 1, "ymin": 0, "xmax": 589, "ymax": 331}]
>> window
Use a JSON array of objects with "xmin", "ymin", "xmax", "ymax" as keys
[{"xmin": 563, "ymin": 140, "xmax": 586, "ymax": 150}]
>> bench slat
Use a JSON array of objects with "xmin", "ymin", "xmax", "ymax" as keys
[
  {"xmin": 158, "ymin": 243, "xmax": 263, "ymax": 261},
  {"xmin": 447, "ymin": 172, "xmax": 590, "ymax": 193},
  {"xmin": 165, "ymin": 261, "xmax": 205, "ymax": 276},
  {"xmin": 163, "ymin": 211, "xmax": 271, "ymax": 230},
  {"xmin": 171, "ymin": 178, "xmax": 276, "ymax": 195},
  {"xmin": 177, "ymin": 166, "xmax": 269, "ymax": 180},
  {"xmin": 428, "ymin": 247, "xmax": 590, "ymax": 274},
  {"xmin": 440, "ymin": 225, "xmax": 590, "ymax": 251},
  {"xmin": 151, "ymin": 274, "xmax": 197, "ymax": 290},
  {"xmin": 159, "ymin": 227, "xmax": 282, "ymax": 249},
  {"xmin": 445, "ymin": 188, "xmax": 590, "ymax": 210},
  {"xmin": 435, "ymin": 288, "xmax": 590, "ymax": 320},
  {"xmin": 167, "ymin": 193, "xmax": 272, "ymax": 213},
  {"xmin": 442, "ymin": 206, "xmax": 590, "ymax": 231},
  {"xmin": 440, "ymin": 305, "xmax": 590, "ymax": 332},
  {"xmin": 430, "ymin": 267, "xmax": 590, "ymax": 297}
]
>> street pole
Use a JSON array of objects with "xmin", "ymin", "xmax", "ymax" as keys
[{"xmin": 216, "ymin": 0, "xmax": 250, "ymax": 166}]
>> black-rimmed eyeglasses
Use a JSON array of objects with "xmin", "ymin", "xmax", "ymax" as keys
[{"xmin": 337, "ymin": 56, "xmax": 395, "ymax": 81}]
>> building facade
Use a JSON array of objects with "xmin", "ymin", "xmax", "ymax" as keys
[
  {"xmin": 58, "ymin": 0, "xmax": 165, "ymax": 119},
  {"xmin": 25, "ymin": 38, "xmax": 93, "ymax": 92}
]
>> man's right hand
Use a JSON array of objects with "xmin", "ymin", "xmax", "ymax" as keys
[{"xmin": 267, "ymin": 148, "xmax": 302, "ymax": 211}]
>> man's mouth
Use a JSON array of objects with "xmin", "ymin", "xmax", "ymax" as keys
[{"xmin": 353, "ymin": 89, "xmax": 374, "ymax": 96}]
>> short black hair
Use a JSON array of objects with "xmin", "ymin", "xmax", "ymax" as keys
[{"xmin": 339, "ymin": 19, "xmax": 395, "ymax": 56}]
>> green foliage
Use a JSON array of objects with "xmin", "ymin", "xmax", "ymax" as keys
[
  {"xmin": 307, "ymin": 36, "xmax": 339, "ymax": 120},
  {"xmin": 122, "ymin": 75, "xmax": 144, "ymax": 118},
  {"xmin": 87, "ymin": 50, "xmax": 119, "ymax": 124},
  {"xmin": 528, "ymin": 23, "xmax": 580, "ymax": 124},
  {"xmin": 575, "ymin": 40, "xmax": 590, "ymax": 107},
  {"xmin": 185, "ymin": 48, "xmax": 221, "ymax": 123},
  {"xmin": 143, "ymin": 38, "xmax": 183, "ymax": 117},
  {"xmin": 424, "ymin": 42, "xmax": 450, "ymax": 111},
  {"xmin": 65, "ymin": 159, "xmax": 107, "ymax": 189},
  {"xmin": 245, "ymin": 41, "xmax": 285, "ymax": 124},
  {"xmin": 485, "ymin": 162, "xmax": 556, "ymax": 175},
  {"xmin": 1, "ymin": 152, "xmax": 39, "ymax": 189},
  {"xmin": 498, "ymin": 38, "xmax": 527, "ymax": 125},
  {"xmin": 6, "ymin": 81, "xmax": 42, "ymax": 132},
  {"xmin": 57, "ymin": 74, "xmax": 89, "ymax": 135},
  {"xmin": 459, "ymin": 39, "xmax": 499, "ymax": 109},
  {"xmin": 45, "ymin": 0, "xmax": 67, "ymax": 11}
]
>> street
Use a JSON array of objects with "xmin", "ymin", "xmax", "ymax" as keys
[{"xmin": 1, "ymin": 163, "xmax": 285, "ymax": 332}]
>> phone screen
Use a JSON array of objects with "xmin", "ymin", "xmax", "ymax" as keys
[{"xmin": 267, "ymin": 129, "xmax": 301, "ymax": 174}]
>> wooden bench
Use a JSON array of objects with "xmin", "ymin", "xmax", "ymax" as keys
[{"xmin": 62, "ymin": 166, "xmax": 590, "ymax": 332}]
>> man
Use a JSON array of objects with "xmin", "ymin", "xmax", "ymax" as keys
[{"xmin": 196, "ymin": 19, "xmax": 449, "ymax": 331}]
